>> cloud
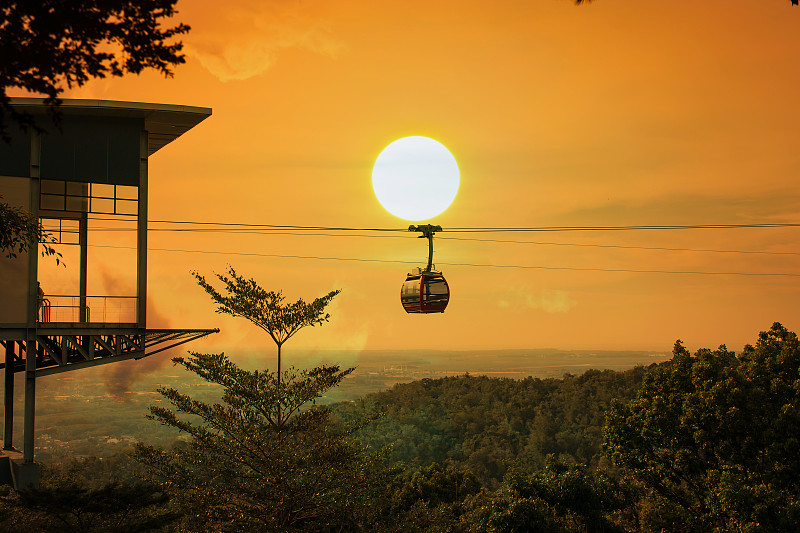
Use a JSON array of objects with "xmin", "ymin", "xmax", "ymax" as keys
[
  {"xmin": 499, "ymin": 289, "xmax": 577, "ymax": 314},
  {"xmin": 525, "ymin": 290, "xmax": 576, "ymax": 314},
  {"xmin": 560, "ymin": 189, "xmax": 800, "ymax": 226},
  {"xmin": 182, "ymin": 0, "xmax": 343, "ymax": 81}
]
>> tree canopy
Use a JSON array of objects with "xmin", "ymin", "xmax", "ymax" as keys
[
  {"xmin": 193, "ymin": 266, "xmax": 340, "ymax": 387},
  {"xmin": 604, "ymin": 322, "xmax": 800, "ymax": 532},
  {"xmin": 8, "ymin": 318, "xmax": 800, "ymax": 531},
  {"xmin": 0, "ymin": 0, "xmax": 189, "ymax": 139},
  {"xmin": 338, "ymin": 367, "xmax": 648, "ymax": 485},
  {"xmin": 134, "ymin": 271, "xmax": 382, "ymax": 531},
  {"xmin": 135, "ymin": 353, "xmax": 386, "ymax": 531},
  {"xmin": 1, "ymin": 1, "xmax": 188, "ymax": 260},
  {"xmin": 0, "ymin": 462, "xmax": 177, "ymax": 533}
]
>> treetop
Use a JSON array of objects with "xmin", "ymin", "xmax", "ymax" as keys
[{"xmin": 192, "ymin": 265, "xmax": 341, "ymax": 346}]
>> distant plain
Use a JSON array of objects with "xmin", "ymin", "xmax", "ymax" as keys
[{"xmin": 8, "ymin": 348, "xmax": 670, "ymax": 463}]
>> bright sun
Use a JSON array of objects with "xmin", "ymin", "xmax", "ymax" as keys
[{"xmin": 372, "ymin": 136, "xmax": 459, "ymax": 221}]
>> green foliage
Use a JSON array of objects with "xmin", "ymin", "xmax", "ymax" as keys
[
  {"xmin": 391, "ymin": 461, "xmax": 482, "ymax": 511},
  {"xmin": 462, "ymin": 459, "xmax": 632, "ymax": 533},
  {"xmin": 22, "ymin": 322, "xmax": 800, "ymax": 531},
  {"xmin": 338, "ymin": 368, "xmax": 648, "ymax": 486},
  {"xmin": 0, "ymin": 194, "xmax": 61, "ymax": 263},
  {"xmin": 193, "ymin": 266, "xmax": 340, "ymax": 393},
  {"xmin": 193, "ymin": 266, "xmax": 340, "ymax": 349},
  {"xmin": 0, "ymin": 462, "xmax": 176, "ymax": 532},
  {"xmin": 135, "ymin": 352, "xmax": 387, "ymax": 531},
  {"xmin": 604, "ymin": 322, "xmax": 800, "ymax": 532},
  {"xmin": 464, "ymin": 487, "xmax": 563, "ymax": 533},
  {"xmin": 370, "ymin": 462, "xmax": 481, "ymax": 532},
  {"xmin": 0, "ymin": 1, "xmax": 188, "ymax": 140},
  {"xmin": 133, "ymin": 272, "xmax": 380, "ymax": 530},
  {"xmin": 0, "ymin": 194, "xmax": 39, "ymax": 258}
]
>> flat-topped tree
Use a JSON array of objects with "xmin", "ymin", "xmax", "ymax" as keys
[{"xmin": 193, "ymin": 266, "xmax": 340, "ymax": 383}]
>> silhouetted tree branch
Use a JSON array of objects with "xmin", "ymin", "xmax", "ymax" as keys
[
  {"xmin": 193, "ymin": 266, "xmax": 340, "ymax": 399},
  {"xmin": 0, "ymin": 1, "xmax": 187, "ymax": 264},
  {"xmin": 0, "ymin": 194, "xmax": 61, "ymax": 264},
  {"xmin": 0, "ymin": 0, "xmax": 190, "ymax": 140}
]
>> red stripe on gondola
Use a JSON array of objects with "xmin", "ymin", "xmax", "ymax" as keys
[{"xmin": 419, "ymin": 274, "xmax": 425, "ymax": 311}]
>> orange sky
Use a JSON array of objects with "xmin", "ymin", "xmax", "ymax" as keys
[{"xmin": 28, "ymin": 0, "xmax": 800, "ymax": 368}]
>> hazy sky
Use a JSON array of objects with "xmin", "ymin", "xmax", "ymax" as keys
[{"xmin": 30, "ymin": 0, "xmax": 800, "ymax": 367}]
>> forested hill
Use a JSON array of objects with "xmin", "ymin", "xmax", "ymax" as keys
[
  {"xmin": 6, "ymin": 326, "xmax": 800, "ymax": 531},
  {"xmin": 335, "ymin": 365, "xmax": 651, "ymax": 486}
]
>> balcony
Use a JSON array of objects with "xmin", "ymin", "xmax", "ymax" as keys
[{"xmin": 38, "ymin": 295, "xmax": 137, "ymax": 325}]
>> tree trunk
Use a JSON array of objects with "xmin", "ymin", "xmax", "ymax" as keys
[
  {"xmin": 277, "ymin": 342, "xmax": 282, "ymax": 384},
  {"xmin": 277, "ymin": 342, "xmax": 282, "ymax": 428}
]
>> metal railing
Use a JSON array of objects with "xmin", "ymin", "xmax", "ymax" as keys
[
  {"xmin": 38, "ymin": 295, "xmax": 137, "ymax": 324},
  {"xmin": 39, "ymin": 298, "xmax": 51, "ymax": 322}
]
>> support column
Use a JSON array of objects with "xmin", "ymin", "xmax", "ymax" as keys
[
  {"xmin": 137, "ymin": 131, "xmax": 148, "ymax": 328},
  {"xmin": 20, "ymin": 128, "xmax": 42, "ymax": 464},
  {"xmin": 28, "ymin": 130, "xmax": 40, "ymax": 326},
  {"xmin": 23, "ymin": 127, "xmax": 40, "ymax": 469},
  {"xmin": 11, "ymin": 98, "xmax": 42, "ymax": 490},
  {"xmin": 23, "ymin": 339, "xmax": 35, "ymax": 464},
  {"xmin": 79, "ymin": 213, "xmax": 88, "ymax": 323},
  {"xmin": 3, "ymin": 342, "xmax": 14, "ymax": 450}
]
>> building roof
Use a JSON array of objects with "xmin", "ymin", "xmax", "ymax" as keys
[{"xmin": 8, "ymin": 98, "xmax": 212, "ymax": 156}]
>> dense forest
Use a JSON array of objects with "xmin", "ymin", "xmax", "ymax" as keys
[
  {"xmin": 337, "ymin": 367, "xmax": 648, "ymax": 486},
  {"xmin": 1, "ymin": 362, "xmax": 649, "ymax": 532},
  {"xmin": 2, "ymin": 322, "xmax": 799, "ymax": 531}
]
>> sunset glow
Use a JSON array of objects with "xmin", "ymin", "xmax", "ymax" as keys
[{"xmin": 9, "ymin": 0, "xmax": 799, "ymax": 368}]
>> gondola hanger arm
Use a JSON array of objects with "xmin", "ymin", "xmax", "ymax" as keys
[{"xmin": 409, "ymin": 225, "xmax": 442, "ymax": 272}]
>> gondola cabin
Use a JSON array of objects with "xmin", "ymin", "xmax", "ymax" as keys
[{"xmin": 401, "ymin": 268, "xmax": 450, "ymax": 313}]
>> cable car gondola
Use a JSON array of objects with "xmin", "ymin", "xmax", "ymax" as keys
[
  {"xmin": 401, "ymin": 268, "xmax": 450, "ymax": 313},
  {"xmin": 401, "ymin": 225, "xmax": 450, "ymax": 314}
]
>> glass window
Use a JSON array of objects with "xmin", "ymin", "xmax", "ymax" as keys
[
  {"xmin": 39, "ymin": 218, "xmax": 80, "ymax": 244},
  {"xmin": 41, "ymin": 180, "xmax": 65, "ymax": 194},
  {"xmin": 39, "ymin": 179, "xmax": 142, "ymax": 215},
  {"xmin": 401, "ymin": 280, "xmax": 420, "ymax": 303},
  {"xmin": 40, "ymin": 220, "xmax": 60, "ymax": 232},
  {"xmin": 65, "ymin": 195, "xmax": 88, "ymax": 212},
  {"xmin": 425, "ymin": 278, "xmax": 448, "ymax": 295},
  {"xmin": 91, "ymin": 197, "xmax": 115, "ymax": 214},
  {"xmin": 61, "ymin": 220, "xmax": 79, "ymax": 244},
  {"xmin": 424, "ymin": 277, "xmax": 449, "ymax": 304},
  {"xmin": 61, "ymin": 219, "xmax": 79, "ymax": 232},
  {"xmin": 116, "ymin": 185, "xmax": 138, "ymax": 200},
  {"xmin": 40, "ymin": 194, "xmax": 65, "ymax": 210},
  {"xmin": 66, "ymin": 181, "xmax": 88, "ymax": 196},
  {"xmin": 116, "ymin": 199, "xmax": 137, "ymax": 215},
  {"xmin": 91, "ymin": 183, "xmax": 114, "ymax": 198}
]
